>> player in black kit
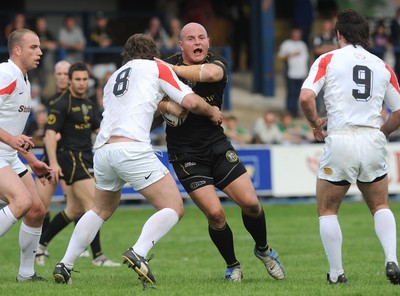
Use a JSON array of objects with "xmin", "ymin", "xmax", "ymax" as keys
[
  {"xmin": 156, "ymin": 22, "xmax": 286, "ymax": 282},
  {"xmin": 36, "ymin": 62, "xmax": 120, "ymax": 267}
]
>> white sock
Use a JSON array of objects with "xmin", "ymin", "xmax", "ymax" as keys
[
  {"xmin": 0, "ymin": 206, "xmax": 18, "ymax": 237},
  {"xmin": 319, "ymin": 215, "xmax": 344, "ymax": 281},
  {"xmin": 133, "ymin": 208, "xmax": 179, "ymax": 257},
  {"xmin": 18, "ymin": 222, "xmax": 41, "ymax": 277},
  {"xmin": 61, "ymin": 210, "xmax": 104, "ymax": 270},
  {"xmin": 374, "ymin": 208, "xmax": 398, "ymax": 265}
]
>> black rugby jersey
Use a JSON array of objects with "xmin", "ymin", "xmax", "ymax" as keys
[
  {"xmin": 164, "ymin": 52, "xmax": 228, "ymax": 154},
  {"xmin": 46, "ymin": 89, "xmax": 100, "ymax": 151}
]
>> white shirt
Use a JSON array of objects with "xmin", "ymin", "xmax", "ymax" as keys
[
  {"xmin": 302, "ymin": 45, "xmax": 400, "ymax": 131},
  {"xmin": 278, "ymin": 39, "xmax": 309, "ymax": 79},
  {"xmin": 0, "ymin": 59, "xmax": 32, "ymax": 154},
  {"xmin": 94, "ymin": 60, "xmax": 193, "ymax": 149}
]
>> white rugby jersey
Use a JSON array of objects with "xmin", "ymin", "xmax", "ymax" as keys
[
  {"xmin": 0, "ymin": 59, "xmax": 32, "ymax": 153},
  {"xmin": 94, "ymin": 60, "xmax": 193, "ymax": 148},
  {"xmin": 302, "ymin": 45, "xmax": 400, "ymax": 131}
]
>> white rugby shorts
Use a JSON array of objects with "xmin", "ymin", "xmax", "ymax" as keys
[
  {"xmin": 0, "ymin": 150, "xmax": 27, "ymax": 175},
  {"xmin": 318, "ymin": 128, "xmax": 388, "ymax": 183},
  {"xmin": 94, "ymin": 141, "xmax": 169, "ymax": 192}
]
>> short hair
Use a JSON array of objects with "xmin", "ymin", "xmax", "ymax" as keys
[
  {"xmin": 121, "ymin": 33, "xmax": 160, "ymax": 65},
  {"xmin": 68, "ymin": 62, "xmax": 89, "ymax": 79},
  {"xmin": 7, "ymin": 28, "xmax": 37, "ymax": 54},
  {"xmin": 335, "ymin": 9, "xmax": 370, "ymax": 48}
]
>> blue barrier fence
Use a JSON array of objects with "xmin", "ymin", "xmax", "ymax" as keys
[{"xmin": 25, "ymin": 146, "xmax": 272, "ymax": 202}]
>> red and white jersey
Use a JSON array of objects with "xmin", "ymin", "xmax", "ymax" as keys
[
  {"xmin": 0, "ymin": 59, "xmax": 31, "ymax": 153},
  {"xmin": 302, "ymin": 45, "xmax": 400, "ymax": 131},
  {"xmin": 94, "ymin": 59, "xmax": 193, "ymax": 148}
]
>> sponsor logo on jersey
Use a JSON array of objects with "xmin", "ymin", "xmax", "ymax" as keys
[
  {"xmin": 184, "ymin": 162, "xmax": 196, "ymax": 168},
  {"xmin": 323, "ymin": 167, "xmax": 333, "ymax": 175},
  {"xmin": 190, "ymin": 180, "xmax": 206, "ymax": 190},
  {"xmin": 18, "ymin": 105, "xmax": 32, "ymax": 113},
  {"xmin": 226, "ymin": 150, "xmax": 238, "ymax": 162},
  {"xmin": 82, "ymin": 104, "xmax": 89, "ymax": 115},
  {"xmin": 71, "ymin": 106, "xmax": 81, "ymax": 112}
]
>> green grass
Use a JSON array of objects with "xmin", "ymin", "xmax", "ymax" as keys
[{"xmin": 2, "ymin": 199, "xmax": 400, "ymax": 295}]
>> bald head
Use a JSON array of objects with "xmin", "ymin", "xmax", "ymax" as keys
[
  {"xmin": 54, "ymin": 60, "xmax": 71, "ymax": 92},
  {"xmin": 180, "ymin": 22, "xmax": 208, "ymax": 41},
  {"xmin": 55, "ymin": 60, "xmax": 71, "ymax": 72}
]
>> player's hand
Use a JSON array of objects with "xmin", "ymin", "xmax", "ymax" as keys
[
  {"xmin": 49, "ymin": 163, "xmax": 64, "ymax": 184},
  {"xmin": 154, "ymin": 57, "xmax": 172, "ymax": 68},
  {"xmin": 311, "ymin": 117, "xmax": 328, "ymax": 142},
  {"xmin": 31, "ymin": 161, "xmax": 53, "ymax": 186},
  {"xmin": 209, "ymin": 106, "xmax": 223, "ymax": 125},
  {"xmin": 12, "ymin": 135, "xmax": 34, "ymax": 154},
  {"xmin": 161, "ymin": 99, "xmax": 188, "ymax": 118}
]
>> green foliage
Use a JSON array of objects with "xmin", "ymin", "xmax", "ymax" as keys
[
  {"xmin": 1, "ymin": 200, "xmax": 400, "ymax": 295},
  {"xmin": 337, "ymin": 0, "xmax": 388, "ymax": 18}
]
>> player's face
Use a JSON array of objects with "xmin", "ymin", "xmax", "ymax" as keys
[
  {"xmin": 55, "ymin": 65, "xmax": 70, "ymax": 91},
  {"xmin": 179, "ymin": 24, "xmax": 209, "ymax": 65},
  {"xmin": 19, "ymin": 32, "xmax": 42, "ymax": 71},
  {"xmin": 69, "ymin": 70, "xmax": 89, "ymax": 98}
]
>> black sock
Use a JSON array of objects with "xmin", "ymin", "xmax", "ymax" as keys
[
  {"xmin": 42, "ymin": 211, "xmax": 51, "ymax": 234},
  {"xmin": 40, "ymin": 210, "xmax": 72, "ymax": 246},
  {"xmin": 208, "ymin": 224, "xmax": 239, "ymax": 267},
  {"xmin": 90, "ymin": 230, "xmax": 103, "ymax": 259},
  {"xmin": 242, "ymin": 209, "xmax": 268, "ymax": 252}
]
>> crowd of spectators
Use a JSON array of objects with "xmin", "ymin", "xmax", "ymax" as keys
[{"xmin": 5, "ymin": 2, "xmax": 400, "ymax": 148}]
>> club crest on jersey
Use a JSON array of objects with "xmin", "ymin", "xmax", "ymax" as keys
[
  {"xmin": 354, "ymin": 53, "xmax": 366, "ymax": 60},
  {"xmin": 323, "ymin": 167, "xmax": 333, "ymax": 175},
  {"xmin": 226, "ymin": 150, "xmax": 238, "ymax": 162},
  {"xmin": 47, "ymin": 114, "xmax": 56, "ymax": 125}
]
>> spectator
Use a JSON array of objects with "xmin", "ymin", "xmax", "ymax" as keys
[
  {"xmin": 89, "ymin": 11, "xmax": 117, "ymax": 81},
  {"xmin": 58, "ymin": 15, "xmax": 86, "ymax": 64},
  {"xmin": 144, "ymin": 16, "xmax": 169, "ymax": 50},
  {"xmin": 313, "ymin": 18, "xmax": 337, "ymax": 60},
  {"xmin": 222, "ymin": 114, "xmax": 253, "ymax": 144},
  {"xmin": 167, "ymin": 18, "xmax": 182, "ymax": 50},
  {"xmin": 4, "ymin": 12, "xmax": 28, "ymax": 40},
  {"xmin": 31, "ymin": 15, "xmax": 58, "ymax": 89},
  {"xmin": 370, "ymin": 20, "xmax": 391, "ymax": 60},
  {"xmin": 278, "ymin": 27, "xmax": 309, "ymax": 117},
  {"xmin": 277, "ymin": 111, "xmax": 314, "ymax": 144},
  {"xmin": 253, "ymin": 111, "xmax": 282, "ymax": 144}
]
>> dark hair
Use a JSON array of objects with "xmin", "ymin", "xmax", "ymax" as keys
[
  {"xmin": 335, "ymin": 9, "xmax": 370, "ymax": 48},
  {"xmin": 68, "ymin": 62, "xmax": 89, "ymax": 79},
  {"xmin": 121, "ymin": 33, "xmax": 160, "ymax": 65}
]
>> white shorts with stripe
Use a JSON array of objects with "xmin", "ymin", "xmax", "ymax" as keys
[
  {"xmin": 318, "ymin": 128, "xmax": 388, "ymax": 183},
  {"xmin": 94, "ymin": 142, "xmax": 169, "ymax": 192},
  {"xmin": 0, "ymin": 150, "xmax": 27, "ymax": 175}
]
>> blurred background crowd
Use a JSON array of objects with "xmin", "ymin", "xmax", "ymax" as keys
[{"xmin": 2, "ymin": 0, "xmax": 400, "ymax": 148}]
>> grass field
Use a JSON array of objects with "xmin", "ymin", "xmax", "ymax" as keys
[{"xmin": 2, "ymin": 198, "xmax": 400, "ymax": 295}]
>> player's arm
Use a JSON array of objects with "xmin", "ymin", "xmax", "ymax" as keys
[
  {"xmin": 154, "ymin": 57, "xmax": 225, "ymax": 82},
  {"xmin": 180, "ymin": 93, "xmax": 222, "ymax": 125},
  {"xmin": 381, "ymin": 109, "xmax": 400, "ymax": 138},
  {"xmin": 381, "ymin": 65, "xmax": 400, "ymax": 138},
  {"xmin": 299, "ymin": 88, "xmax": 327, "ymax": 142},
  {"xmin": 44, "ymin": 100, "xmax": 66, "ymax": 183}
]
